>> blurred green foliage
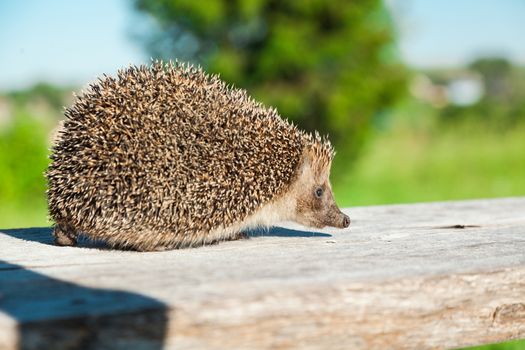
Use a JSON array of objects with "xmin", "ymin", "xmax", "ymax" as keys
[
  {"xmin": 0, "ymin": 110, "xmax": 49, "ymax": 227},
  {"xmin": 0, "ymin": 83, "xmax": 72, "ymax": 227},
  {"xmin": 459, "ymin": 339, "xmax": 525, "ymax": 350},
  {"xmin": 134, "ymin": 0, "xmax": 407, "ymax": 178},
  {"xmin": 0, "ymin": 114, "xmax": 47, "ymax": 202},
  {"xmin": 7, "ymin": 82, "xmax": 67, "ymax": 111},
  {"xmin": 334, "ymin": 99, "xmax": 525, "ymax": 207}
]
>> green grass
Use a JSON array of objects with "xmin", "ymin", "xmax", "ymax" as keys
[
  {"xmin": 457, "ymin": 339, "xmax": 525, "ymax": 350},
  {"xmin": 0, "ymin": 110, "xmax": 50, "ymax": 229},
  {"xmin": 334, "ymin": 122, "xmax": 525, "ymax": 206},
  {"xmin": 0, "ymin": 202, "xmax": 49, "ymax": 229}
]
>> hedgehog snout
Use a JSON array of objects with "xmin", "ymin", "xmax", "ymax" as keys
[
  {"xmin": 323, "ymin": 204, "xmax": 351, "ymax": 229},
  {"xmin": 342, "ymin": 214, "xmax": 351, "ymax": 228},
  {"xmin": 332, "ymin": 211, "xmax": 350, "ymax": 229}
]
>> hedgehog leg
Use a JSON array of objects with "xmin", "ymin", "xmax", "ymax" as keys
[
  {"xmin": 202, "ymin": 231, "xmax": 249, "ymax": 247},
  {"xmin": 53, "ymin": 222, "xmax": 78, "ymax": 246},
  {"xmin": 230, "ymin": 231, "xmax": 250, "ymax": 241}
]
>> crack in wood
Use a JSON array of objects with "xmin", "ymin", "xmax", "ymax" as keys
[
  {"xmin": 434, "ymin": 224, "xmax": 481, "ymax": 229},
  {"xmin": 492, "ymin": 303, "xmax": 525, "ymax": 326}
]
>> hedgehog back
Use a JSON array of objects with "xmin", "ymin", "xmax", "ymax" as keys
[{"xmin": 47, "ymin": 63, "xmax": 306, "ymax": 247}]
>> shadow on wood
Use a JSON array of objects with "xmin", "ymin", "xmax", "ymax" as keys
[
  {"xmin": 0, "ymin": 260, "xmax": 168, "ymax": 350},
  {"xmin": 0, "ymin": 228, "xmax": 109, "ymax": 249},
  {"xmin": 247, "ymin": 226, "xmax": 332, "ymax": 238},
  {"xmin": 0, "ymin": 226, "xmax": 331, "ymax": 249}
]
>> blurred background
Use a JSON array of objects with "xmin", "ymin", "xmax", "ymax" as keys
[
  {"xmin": 0, "ymin": 1, "xmax": 524, "ymax": 349},
  {"xmin": 1, "ymin": 0, "xmax": 524, "ymax": 223}
]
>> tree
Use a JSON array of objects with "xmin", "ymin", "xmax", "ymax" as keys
[{"xmin": 133, "ymin": 0, "xmax": 406, "ymax": 177}]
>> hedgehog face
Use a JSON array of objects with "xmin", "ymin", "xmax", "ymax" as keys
[{"xmin": 292, "ymin": 149, "xmax": 351, "ymax": 229}]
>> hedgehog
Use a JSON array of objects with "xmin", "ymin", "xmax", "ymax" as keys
[{"xmin": 46, "ymin": 61, "xmax": 350, "ymax": 251}]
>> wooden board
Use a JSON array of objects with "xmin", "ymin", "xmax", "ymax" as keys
[{"xmin": 1, "ymin": 197, "xmax": 524, "ymax": 349}]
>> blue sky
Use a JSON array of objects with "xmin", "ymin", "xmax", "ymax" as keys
[
  {"xmin": 0, "ymin": 0, "xmax": 146, "ymax": 91},
  {"xmin": 387, "ymin": 0, "xmax": 525, "ymax": 67},
  {"xmin": 0, "ymin": 0, "xmax": 524, "ymax": 91}
]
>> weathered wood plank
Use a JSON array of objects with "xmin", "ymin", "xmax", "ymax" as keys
[{"xmin": 1, "ymin": 197, "xmax": 524, "ymax": 349}]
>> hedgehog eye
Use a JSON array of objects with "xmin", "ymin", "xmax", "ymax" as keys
[{"xmin": 314, "ymin": 187, "xmax": 323, "ymax": 198}]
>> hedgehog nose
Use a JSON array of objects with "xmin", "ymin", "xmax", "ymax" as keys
[{"xmin": 342, "ymin": 214, "xmax": 351, "ymax": 228}]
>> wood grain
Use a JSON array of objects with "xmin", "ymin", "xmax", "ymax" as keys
[{"xmin": 1, "ymin": 197, "xmax": 524, "ymax": 349}]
